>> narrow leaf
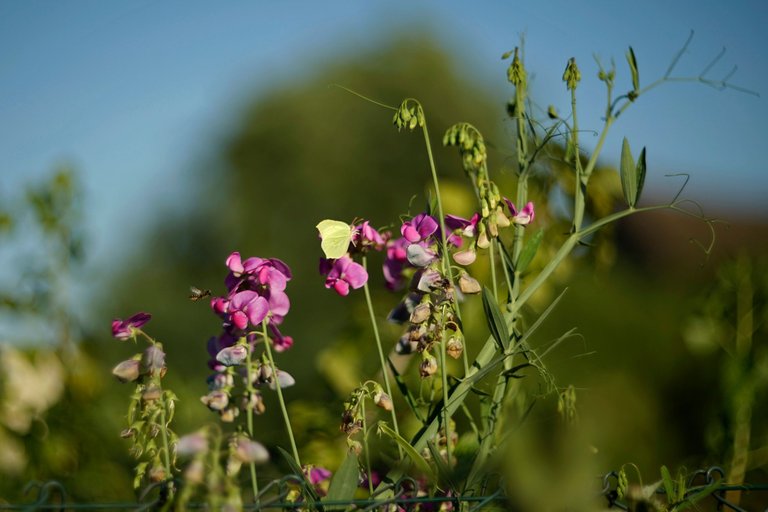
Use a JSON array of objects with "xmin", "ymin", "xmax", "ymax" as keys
[
  {"xmin": 620, "ymin": 137, "xmax": 637, "ymax": 207},
  {"xmin": 635, "ymin": 147, "xmax": 647, "ymax": 206},
  {"xmin": 325, "ymin": 451, "xmax": 359, "ymax": 505},
  {"xmin": 498, "ymin": 241, "xmax": 516, "ymax": 286},
  {"xmin": 501, "ymin": 362, "xmax": 532, "ymax": 379},
  {"xmin": 660, "ymin": 465, "xmax": 675, "ymax": 503},
  {"xmin": 482, "ymin": 287, "xmax": 509, "ymax": 351},
  {"xmin": 377, "ymin": 422, "xmax": 438, "ymax": 482},
  {"xmin": 516, "ymin": 230, "xmax": 543, "ymax": 274},
  {"xmin": 626, "ymin": 46, "xmax": 639, "ymax": 91}
]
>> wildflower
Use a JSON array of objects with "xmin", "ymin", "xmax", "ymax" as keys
[
  {"xmin": 352, "ymin": 221, "xmax": 386, "ymax": 252},
  {"xmin": 446, "ymin": 337, "xmax": 464, "ymax": 359},
  {"xmin": 201, "ymin": 390, "xmax": 229, "ymax": 411},
  {"xmin": 268, "ymin": 324, "xmax": 294, "ymax": 352},
  {"xmin": 305, "ymin": 465, "xmax": 332, "ymax": 486},
  {"xmin": 373, "ymin": 390, "xmax": 393, "ymax": 411},
  {"xmin": 453, "ymin": 248, "xmax": 477, "ymax": 266},
  {"xmin": 216, "ymin": 344, "xmax": 248, "ymax": 366},
  {"xmin": 207, "ymin": 372, "xmax": 234, "ymax": 390},
  {"xmin": 112, "ymin": 358, "xmax": 141, "ymax": 383},
  {"xmin": 111, "ymin": 312, "xmax": 151, "ymax": 340},
  {"xmin": 504, "ymin": 198, "xmax": 535, "ymax": 225},
  {"xmin": 406, "ymin": 242, "xmax": 438, "ymax": 267},
  {"xmin": 177, "ymin": 431, "xmax": 209, "ymax": 457},
  {"xmin": 458, "ymin": 272, "xmax": 481, "ymax": 294},
  {"xmin": 142, "ymin": 345, "xmax": 166, "ymax": 377},
  {"xmin": 320, "ymin": 256, "xmax": 368, "ymax": 296},
  {"xmin": 232, "ymin": 436, "xmax": 269, "ymax": 464},
  {"xmin": 383, "ymin": 237, "xmax": 410, "ymax": 290},
  {"xmin": 444, "ymin": 213, "xmax": 479, "ymax": 246},
  {"xmin": 228, "ymin": 291, "xmax": 269, "ymax": 330},
  {"xmin": 401, "ymin": 213, "xmax": 438, "ymax": 243}
]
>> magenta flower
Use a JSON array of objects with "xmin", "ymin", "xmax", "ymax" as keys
[
  {"xmin": 111, "ymin": 312, "xmax": 152, "ymax": 340},
  {"xmin": 268, "ymin": 324, "xmax": 294, "ymax": 352},
  {"xmin": 320, "ymin": 256, "xmax": 368, "ymax": 296},
  {"xmin": 383, "ymin": 237, "xmax": 410, "ymax": 291},
  {"xmin": 352, "ymin": 221, "xmax": 386, "ymax": 252},
  {"xmin": 504, "ymin": 198, "xmax": 535, "ymax": 225},
  {"xmin": 210, "ymin": 296, "xmax": 229, "ymax": 316},
  {"xmin": 228, "ymin": 291, "xmax": 269, "ymax": 330},
  {"xmin": 401, "ymin": 213, "xmax": 438, "ymax": 243},
  {"xmin": 445, "ymin": 213, "xmax": 480, "ymax": 246}
]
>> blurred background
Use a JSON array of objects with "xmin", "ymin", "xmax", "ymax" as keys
[{"xmin": 0, "ymin": 0, "xmax": 766, "ymax": 505}]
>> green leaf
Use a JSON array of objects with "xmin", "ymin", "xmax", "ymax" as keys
[
  {"xmin": 377, "ymin": 422, "xmax": 437, "ymax": 482},
  {"xmin": 626, "ymin": 46, "xmax": 639, "ymax": 92},
  {"xmin": 482, "ymin": 287, "xmax": 509, "ymax": 352},
  {"xmin": 516, "ymin": 230, "xmax": 543, "ymax": 273},
  {"xmin": 620, "ymin": 137, "xmax": 637, "ymax": 207},
  {"xmin": 635, "ymin": 147, "xmax": 647, "ymax": 206},
  {"xmin": 324, "ymin": 451, "xmax": 359, "ymax": 506},
  {"xmin": 501, "ymin": 363, "xmax": 532, "ymax": 379},
  {"xmin": 660, "ymin": 465, "xmax": 675, "ymax": 503},
  {"xmin": 498, "ymin": 241, "xmax": 516, "ymax": 286}
]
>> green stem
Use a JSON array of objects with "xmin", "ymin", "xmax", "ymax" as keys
[
  {"xmin": 361, "ymin": 399, "xmax": 374, "ymax": 495},
  {"xmin": 244, "ymin": 339, "xmax": 259, "ymax": 503},
  {"xmin": 362, "ymin": 255, "xmax": 403, "ymax": 459},
  {"xmin": 488, "ymin": 238, "xmax": 499, "ymax": 300},
  {"xmin": 420, "ymin": 112, "xmax": 469, "ymax": 375},
  {"xmin": 158, "ymin": 405, "xmax": 173, "ymax": 496},
  {"xmin": 440, "ymin": 316, "xmax": 452, "ymax": 468},
  {"xmin": 262, "ymin": 319, "xmax": 301, "ymax": 467},
  {"xmin": 378, "ymin": 234, "xmax": 580, "ymax": 492}
]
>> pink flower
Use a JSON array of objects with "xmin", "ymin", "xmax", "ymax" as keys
[
  {"xmin": 228, "ymin": 291, "xmax": 269, "ymax": 330},
  {"xmin": 401, "ymin": 213, "xmax": 438, "ymax": 243},
  {"xmin": 504, "ymin": 198, "xmax": 535, "ymax": 225},
  {"xmin": 383, "ymin": 237, "xmax": 410, "ymax": 291},
  {"xmin": 320, "ymin": 256, "xmax": 368, "ymax": 296},
  {"xmin": 111, "ymin": 312, "xmax": 152, "ymax": 340}
]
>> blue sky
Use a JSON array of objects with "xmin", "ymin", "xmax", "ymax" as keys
[{"xmin": 0, "ymin": 0, "xmax": 766, "ymax": 273}]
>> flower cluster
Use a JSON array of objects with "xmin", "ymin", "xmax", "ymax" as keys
[
  {"xmin": 202, "ymin": 252, "xmax": 296, "ymax": 422},
  {"xmin": 318, "ymin": 220, "xmax": 387, "ymax": 296},
  {"xmin": 110, "ymin": 312, "xmax": 178, "ymax": 489}
]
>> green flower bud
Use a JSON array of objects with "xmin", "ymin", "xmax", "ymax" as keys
[
  {"xmin": 562, "ymin": 57, "xmax": 581, "ymax": 91},
  {"xmin": 506, "ymin": 47, "xmax": 527, "ymax": 86}
]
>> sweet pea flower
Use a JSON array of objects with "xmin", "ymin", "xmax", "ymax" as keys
[
  {"xmin": 244, "ymin": 257, "xmax": 291, "ymax": 291},
  {"xmin": 383, "ymin": 237, "xmax": 410, "ymax": 291},
  {"xmin": 228, "ymin": 291, "xmax": 269, "ymax": 330},
  {"xmin": 111, "ymin": 312, "xmax": 152, "ymax": 340},
  {"xmin": 352, "ymin": 221, "xmax": 386, "ymax": 251},
  {"xmin": 216, "ymin": 344, "xmax": 248, "ymax": 366},
  {"xmin": 504, "ymin": 198, "xmax": 535, "ymax": 225},
  {"xmin": 444, "ymin": 213, "xmax": 479, "ymax": 246},
  {"xmin": 306, "ymin": 466, "xmax": 332, "ymax": 486},
  {"xmin": 268, "ymin": 324, "xmax": 294, "ymax": 352},
  {"xmin": 320, "ymin": 256, "xmax": 368, "ymax": 296},
  {"xmin": 406, "ymin": 242, "xmax": 438, "ymax": 267},
  {"xmin": 401, "ymin": 213, "xmax": 438, "ymax": 243}
]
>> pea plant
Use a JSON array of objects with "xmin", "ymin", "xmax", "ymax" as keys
[{"xmin": 108, "ymin": 35, "xmax": 750, "ymax": 510}]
